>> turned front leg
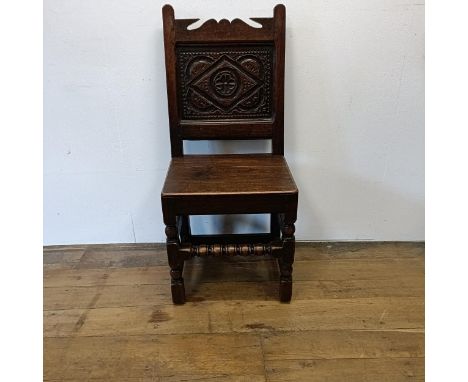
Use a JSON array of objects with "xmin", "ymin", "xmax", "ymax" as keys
[
  {"xmin": 165, "ymin": 224, "xmax": 185, "ymax": 304},
  {"xmin": 279, "ymin": 217, "xmax": 296, "ymax": 302}
]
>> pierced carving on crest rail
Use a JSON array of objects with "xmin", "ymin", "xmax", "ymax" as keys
[{"xmin": 176, "ymin": 46, "xmax": 274, "ymax": 120}]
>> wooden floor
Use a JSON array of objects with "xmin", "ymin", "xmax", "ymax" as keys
[{"xmin": 44, "ymin": 242, "xmax": 424, "ymax": 381}]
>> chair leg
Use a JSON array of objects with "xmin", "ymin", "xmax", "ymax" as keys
[
  {"xmin": 179, "ymin": 215, "xmax": 191, "ymax": 243},
  {"xmin": 165, "ymin": 223, "xmax": 185, "ymax": 304},
  {"xmin": 271, "ymin": 213, "xmax": 281, "ymax": 239},
  {"xmin": 279, "ymin": 216, "xmax": 296, "ymax": 303}
]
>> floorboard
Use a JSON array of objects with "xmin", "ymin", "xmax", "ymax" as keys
[{"xmin": 43, "ymin": 241, "xmax": 424, "ymax": 381}]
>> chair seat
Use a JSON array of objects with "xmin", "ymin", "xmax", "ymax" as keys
[
  {"xmin": 161, "ymin": 154, "xmax": 298, "ymax": 215},
  {"xmin": 162, "ymin": 154, "xmax": 297, "ymax": 196}
]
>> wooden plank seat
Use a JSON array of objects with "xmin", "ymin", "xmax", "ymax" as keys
[{"xmin": 162, "ymin": 154, "xmax": 297, "ymax": 204}]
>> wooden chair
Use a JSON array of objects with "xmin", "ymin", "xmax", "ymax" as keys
[{"xmin": 161, "ymin": 4, "xmax": 298, "ymax": 304}]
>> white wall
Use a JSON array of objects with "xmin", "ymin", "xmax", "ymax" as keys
[{"xmin": 44, "ymin": 0, "xmax": 424, "ymax": 244}]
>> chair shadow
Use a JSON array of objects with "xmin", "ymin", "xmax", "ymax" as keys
[{"xmin": 183, "ymin": 255, "xmax": 281, "ymax": 302}]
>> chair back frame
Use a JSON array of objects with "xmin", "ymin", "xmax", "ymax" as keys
[{"xmin": 162, "ymin": 4, "xmax": 286, "ymax": 157}]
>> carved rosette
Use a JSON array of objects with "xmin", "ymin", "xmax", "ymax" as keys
[{"xmin": 176, "ymin": 45, "xmax": 274, "ymax": 120}]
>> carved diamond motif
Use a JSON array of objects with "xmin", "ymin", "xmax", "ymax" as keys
[
  {"xmin": 176, "ymin": 45, "xmax": 273, "ymax": 120},
  {"xmin": 189, "ymin": 55, "xmax": 261, "ymax": 110}
]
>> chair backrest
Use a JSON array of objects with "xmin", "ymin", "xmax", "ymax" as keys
[{"xmin": 162, "ymin": 4, "xmax": 286, "ymax": 157}]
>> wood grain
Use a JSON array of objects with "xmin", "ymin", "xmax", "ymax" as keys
[
  {"xmin": 44, "ymin": 256, "xmax": 423, "ymax": 287},
  {"xmin": 44, "ymin": 277, "xmax": 423, "ymax": 310},
  {"xmin": 44, "ymin": 297, "xmax": 423, "ymax": 338},
  {"xmin": 162, "ymin": 154, "xmax": 297, "ymax": 196},
  {"xmin": 262, "ymin": 330, "xmax": 424, "ymax": 360},
  {"xmin": 265, "ymin": 358, "xmax": 424, "ymax": 382},
  {"xmin": 45, "ymin": 334, "xmax": 266, "ymax": 381},
  {"xmin": 43, "ymin": 242, "xmax": 424, "ymax": 380}
]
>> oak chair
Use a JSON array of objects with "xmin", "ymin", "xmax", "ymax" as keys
[{"xmin": 161, "ymin": 4, "xmax": 298, "ymax": 304}]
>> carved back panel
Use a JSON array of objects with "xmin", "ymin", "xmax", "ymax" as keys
[
  {"xmin": 162, "ymin": 4, "xmax": 286, "ymax": 156},
  {"xmin": 177, "ymin": 45, "xmax": 273, "ymax": 121}
]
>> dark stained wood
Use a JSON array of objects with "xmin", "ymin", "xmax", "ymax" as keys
[
  {"xmin": 162, "ymin": 4, "xmax": 183, "ymax": 157},
  {"xmin": 176, "ymin": 44, "xmax": 275, "ymax": 122},
  {"xmin": 162, "ymin": 155, "xmax": 297, "ymax": 195},
  {"xmin": 162, "ymin": 4, "xmax": 287, "ymax": 151},
  {"xmin": 161, "ymin": 4, "xmax": 297, "ymax": 304},
  {"xmin": 180, "ymin": 121, "xmax": 273, "ymax": 140},
  {"xmin": 162, "ymin": 193, "xmax": 298, "ymax": 216},
  {"xmin": 272, "ymin": 4, "xmax": 286, "ymax": 154},
  {"xmin": 174, "ymin": 17, "xmax": 275, "ymax": 42},
  {"xmin": 190, "ymin": 233, "xmax": 273, "ymax": 245}
]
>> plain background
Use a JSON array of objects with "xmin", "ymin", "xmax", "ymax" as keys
[{"xmin": 43, "ymin": 0, "xmax": 424, "ymax": 244}]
